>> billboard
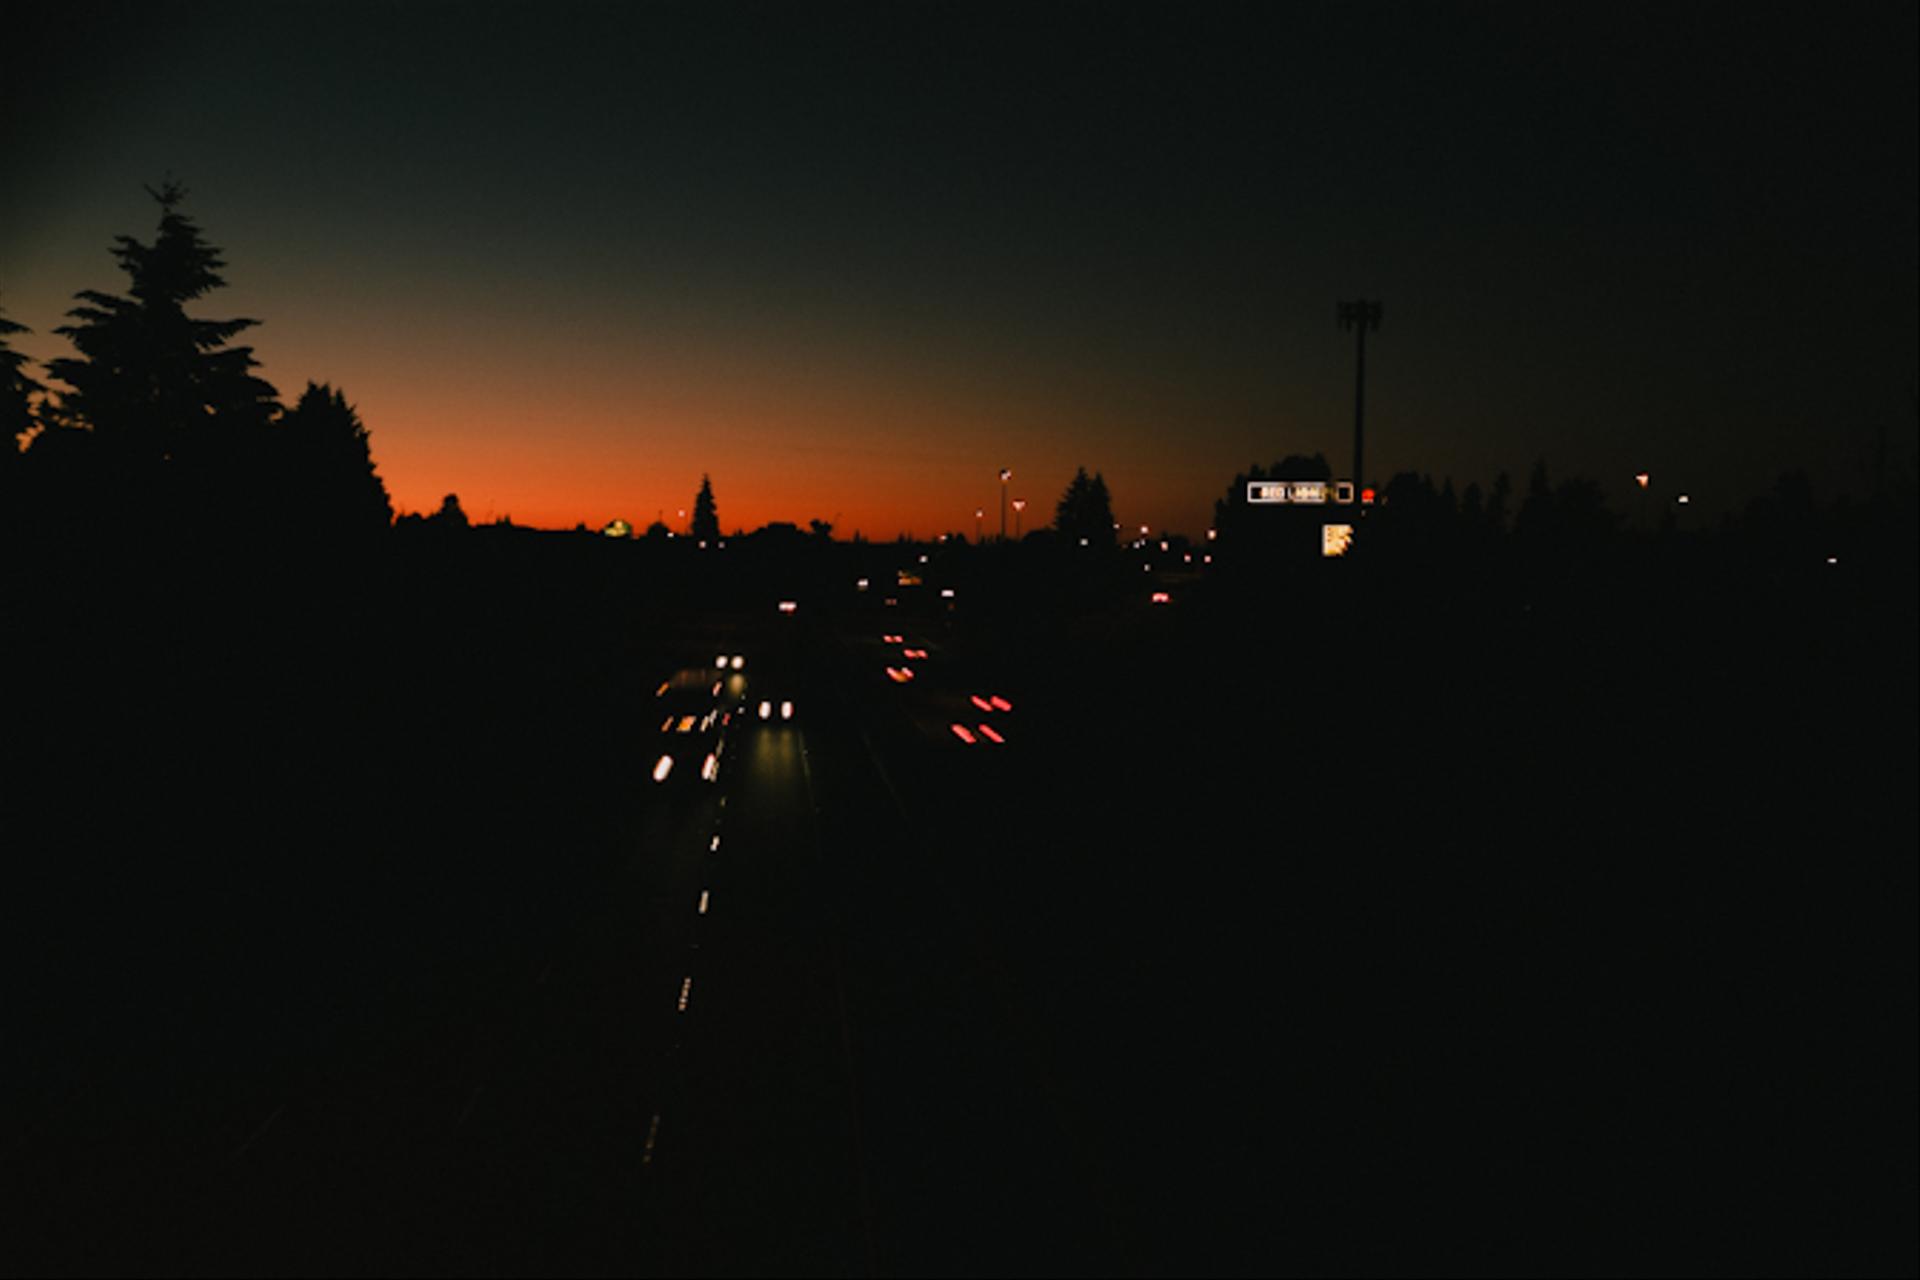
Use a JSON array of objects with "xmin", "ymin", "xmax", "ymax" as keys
[{"xmin": 1248, "ymin": 480, "xmax": 1354, "ymax": 505}]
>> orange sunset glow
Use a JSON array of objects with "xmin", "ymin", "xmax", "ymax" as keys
[{"xmin": 230, "ymin": 297, "xmax": 1293, "ymax": 538}]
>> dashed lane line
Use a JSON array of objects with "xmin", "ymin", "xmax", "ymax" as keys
[{"xmin": 232, "ymin": 1102, "xmax": 287, "ymax": 1159}]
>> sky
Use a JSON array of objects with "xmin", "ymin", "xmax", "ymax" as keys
[{"xmin": 4, "ymin": 2, "xmax": 1915, "ymax": 537}]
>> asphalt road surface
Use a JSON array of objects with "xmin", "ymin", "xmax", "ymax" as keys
[
  {"xmin": 6, "ymin": 606, "xmax": 1134, "ymax": 1277},
  {"xmin": 6, "ymin": 560, "xmax": 1914, "ymax": 1278}
]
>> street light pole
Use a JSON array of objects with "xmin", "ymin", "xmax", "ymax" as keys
[
  {"xmin": 1338, "ymin": 300, "xmax": 1382, "ymax": 492},
  {"xmin": 1012, "ymin": 498, "xmax": 1026, "ymax": 539},
  {"xmin": 975, "ymin": 508, "xmax": 984, "ymax": 543},
  {"xmin": 999, "ymin": 469, "xmax": 1011, "ymax": 541}
]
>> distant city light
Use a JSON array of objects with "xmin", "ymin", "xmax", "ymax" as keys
[
  {"xmin": 856, "ymin": 578, "xmax": 870, "ymax": 590},
  {"xmin": 1635, "ymin": 472, "xmax": 1651, "ymax": 489},
  {"xmin": 940, "ymin": 588, "xmax": 955, "ymax": 598},
  {"xmin": 777, "ymin": 601, "xmax": 797, "ymax": 613},
  {"xmin": 1151, "ymin": 591, "xmax": 1171, "ymax": 604},
  {"xmin": 603, "ymin": 519, "xmax": 631, "ymax": 538},
  {"xmin": 653, "ymin": 755, "xmax": 674, "ymax": 782},
  {"xmin": 1677, "ymin": 494, "xmax": 1691, "ymax": 505},
  {"xmin": 1322, "ymin": 523, "xmax": 1355, "ymax": 557}
]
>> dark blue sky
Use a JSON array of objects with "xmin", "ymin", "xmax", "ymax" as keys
[{"xmin": 5, "ymin": 2, "xmax": 1915, "ymax": 534}]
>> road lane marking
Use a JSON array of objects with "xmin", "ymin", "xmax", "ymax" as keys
[
  {"xmin": 710, "ymin": 835, "xmax": 721, "ymax": 852},
  {"xmin": 698, "ymin": 889, "xmax": 710, "ymax": 915},
  {"xmin": 642, "ymin": 1112, "xmax": 661, "ymax": 1165},
  {"xmin": 677, "ymin": 977, "xmax": 693, "ymax": 1012},
  {"xmin": 232, "ymin": 1103, "xmax": 286, "ymax": 1159}
]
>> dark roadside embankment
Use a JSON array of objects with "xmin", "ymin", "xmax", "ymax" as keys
[
  {"xmin": 1, "ymin": 528, "xmax": 679, "ymax": 1274},
  {"xmin": 886, "ymin": 541, "xmax": 1917, "ymax": 1276}
]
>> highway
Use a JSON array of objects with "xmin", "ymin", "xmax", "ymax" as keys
[
  {"xmin": 8, "ymin": 565, "xmax": 1913, "ymax": 1277},
  {"xmin": 6, "ymin": 601, "xmax": 1133, "ymax": 1276}
]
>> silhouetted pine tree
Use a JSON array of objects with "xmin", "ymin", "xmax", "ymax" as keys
[
  {"xmin": 275, "ymin": 382, "xmax": 393, "ymax": 538},
  {"xmin": 0, "ymin": 302, "xmax": 41, "ymax": 499},
  {"xmin": 0, "ymin": 302, "xmax": 40, "ymax": 445},
  {"xmin": 692, "ymin": 475, "xmax": 720, "ymax": 541},
  {"xmin": 46, "ymin": 182, "xmax": 279, "ymax": 519},
  {"xmin": 1486, "ymin": 471, "xmax": 1513, "ymax": 535},
  {"xmin": 427, "ymin": 493, "xmax": 469, "ymax": 529},
  {"xmin": 1515, "ymin": 458, "xmax": 1555, "ymax": 540},
  {"xmin": 1513, "ymin": 458, "xmax": 1616, "ymax": 575},
  {"xmin": 1055, "ymin": 466, "xmax": 1116, "ymax": 547}
]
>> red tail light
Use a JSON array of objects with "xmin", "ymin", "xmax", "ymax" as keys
[
  {"xmin": 950, "ymin": 723, "xmax": 976, "ymax": 744},
  {"xmin": 976, "ymin": 724, "xmax": 1005, "ymax": 744}
]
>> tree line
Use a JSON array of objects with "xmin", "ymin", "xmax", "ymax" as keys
[
  {"xmin": 1, "ymin": 183, "xmax": 390, "ymax": 549},
  {"xmin": 7, "ymin": 184, "xmax": 1906, "ymax": 570},
  {"xmin": 1209, "ymin": 448, "xmax": 1913, "ymax": 576}
]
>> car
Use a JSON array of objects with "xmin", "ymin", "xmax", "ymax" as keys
[
  {"xmin": 743, "ymin": 656, "xmax": 801, "ymax": 725},
  {"xmin": 752, "ymin": 695, "xmax": 798, "ymax": 723},
  {"xmin": 651, "ymin": 667, "xmax": 728, "ymax": 784}
]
